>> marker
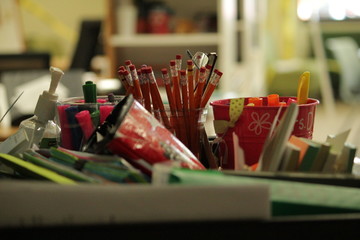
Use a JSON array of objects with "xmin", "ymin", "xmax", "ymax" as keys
[
  {"xmin": 248, "ymin": 97, "xmax": 263, "ymax": 106},
  {"xmin": 65, "ymin": 106, "xmax": 83, "ymax": 150},
  {"xmin": 57, "ymin": 105, "xmax": 72, "ymax": 150},
  {"xmin": 75, "ymin": 110, "xmax": 94, "ymax": 141},
  {"xmin": 82, "ymin": 81, "xmax": 97, "ymax": 103},
  {"xmin": 267, "ymin": 94, "xmax": 280, "ymax": 106},
  {"xmin": 99, "ymin": 105, "xmax": 114, "ymax": 124},
  {"xmin": 297, "ymin": 71, "xmax": 310, "ymax": 104}
]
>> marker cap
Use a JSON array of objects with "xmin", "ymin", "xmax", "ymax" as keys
[{"xmin": 82, "ymin": 81, "xmax": 97, "ymax": 103}]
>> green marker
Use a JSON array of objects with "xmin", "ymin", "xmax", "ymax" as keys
[{"xmin": 82, "ymin": 81, "xmax": 97, "ymax": 103}]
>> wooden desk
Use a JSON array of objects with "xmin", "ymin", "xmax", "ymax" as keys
[{"xmin": 0, "ymin": 126, "xmax": 18, "ymax": 141}]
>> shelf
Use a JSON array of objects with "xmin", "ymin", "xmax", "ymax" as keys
[{"xmin": 109, "ymin": 33, "xmax": 219, "ymax": 47}]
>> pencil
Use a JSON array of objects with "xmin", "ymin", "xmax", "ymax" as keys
[
  {"xmin": 121, "ymin": 69, "xmax": 134, "ymax": 96},
  {"xmin": 138, "ymin": 68, "xmax": 152, "ymax": 112},
  {"xmin": 192, "ymin": 66, "xmax": 206, "ymax": 158},
  {"xmin": 129, "ymin": 64, "xmax": 143, "ymax": 105},
  {"xmin": 180, "ymin": 69, "xmax": 191, "ymax": 146},
  {"xmin": 175, "ymin": 54, "xmax": 182, "ymax": 75},
  {"xmin": 194, "ymin": 66, "xmax": 207, "ymax": 109},
  {"xmin": 200, "ymin": 69, "xmax": 223, "ymax": 108},
  {"xmin": 146, "ymin": 66, "xmax": 171, "ymax": 130},
  {"xmin": 170, "ymin": 59, "xmax": 187, "ymax": 145},
  {"xmin": 187, "ymin": 60, "xmax": 196, "ymax": 153},
  {"xmin": 117, "ymin": 66, "xmax": 129, "ymax": 91},
  {"xmin": 161, "ymin": 68, "xmax": 179, "ymax": 135}
]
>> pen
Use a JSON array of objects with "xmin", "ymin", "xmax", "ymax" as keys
[{"xmin": 297, "ymin": 71, "xmax": 310, "ymax": 104}]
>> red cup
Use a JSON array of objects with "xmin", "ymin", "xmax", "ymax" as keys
[{"xmin": 210, "ymin": 97, "xmax": 319, "ymax": 169}]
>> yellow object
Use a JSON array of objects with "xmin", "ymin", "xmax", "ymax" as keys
[
  {"xmin": 0, "ymin": 153, "xmax": 76, "ymax": 184},
  {"xmin": 297, "ymin": 71, "xmax": 310, "ymax": 104}
]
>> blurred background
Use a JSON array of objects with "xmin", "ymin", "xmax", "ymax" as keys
[{"xmin": 1, "ymin": 0, "xmax": 360, "ymax": 151}]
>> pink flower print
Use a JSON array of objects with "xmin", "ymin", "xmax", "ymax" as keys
[{"xmin": 248, "ymin": 112, "xmax": 272, "ymax": 135}]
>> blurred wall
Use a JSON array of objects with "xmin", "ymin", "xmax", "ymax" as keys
[{"xmin": 18, "ymin": 0, "xmax": 105, "ymax": 69}]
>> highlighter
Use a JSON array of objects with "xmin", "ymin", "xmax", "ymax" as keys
[{"xmin": 297, "ymin": 71, "xmax": 310, "ymax": 105}]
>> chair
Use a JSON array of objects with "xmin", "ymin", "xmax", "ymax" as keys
[{"xmin": 325, "ymin": 37, "xmax": 360, "ymax": 103}]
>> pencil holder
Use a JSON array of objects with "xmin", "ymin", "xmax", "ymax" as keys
[
  {"xmin": 150, "ymin": 104, "xmax": 208, "ymax": 159},
  {"xmin": 55, "ymin": 95, "xmax": 125, "ymax": 151},
  {"xmin": 210, "ymin": 96, "xmax": 319, "ymax": 169}
]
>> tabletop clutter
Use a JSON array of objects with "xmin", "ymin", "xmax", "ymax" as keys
[{"xmin": 0, "ymin": 51, "xmax": 357, "ymax": 185}]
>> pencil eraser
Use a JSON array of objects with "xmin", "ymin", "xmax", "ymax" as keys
[
  {"xmin": 125, "ymin": 60, "xmax": 132, "ymax": 65},
  {"xmin": 176, "ymin": 54, "xmax": 182, "ymax": 59},
  {"xmin": 187, "ymin": 60, "xmax": 193, "ymax": 65},
  {"xmin": 145, "ymin": 67, "xmax": 152, "ymax": 73},
  {"xmin": 170, "ymin": 60, "xmax": 176, "ymax": 66},
  {"xmin": 180, "ymin": 70, "xmax": 186, "ymax": 75},
  {"xmin": 129, "ymin": 64, "xmax": 136, "ymax": 70},
  {"xmin": 161, "ymin": 68, "xmax": 168, "ymax": 74}
]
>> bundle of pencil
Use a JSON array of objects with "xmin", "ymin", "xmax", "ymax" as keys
[{"xmin": 116, "ymin": 54, "xmax": 223, "ymax": 158}]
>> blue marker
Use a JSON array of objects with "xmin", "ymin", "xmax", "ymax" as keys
[{"xmin": 65, "ymin": 106, "xmax": 83, "ymax": 150}]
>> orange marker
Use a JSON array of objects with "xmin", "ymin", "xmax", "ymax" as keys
[
  {"xmin": 248, "ymin": 97, "xmax": 263, "ymax": 106},
  {"xmin": 267, "ymin": 94, "xmax": 280, "ymax": 106}
]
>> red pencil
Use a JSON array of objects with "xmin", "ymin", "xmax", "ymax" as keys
[
  {"xmin": 180, "ymin": 69, "xmax": 190, "ymax": 146},
  {"xmin": 129, "ymin": 64, "xmax": 143, "ymax": 105},
  {"xmin": 170, "ymin": 59, "xmax": 187, "ymax": 145},
  {"xmin": 161, "ymin": 68, "xmax": 179, "ymax": 135},
  {"xmin": 138, "ymin": 68, "xmax": 152, "ymax": 112},
  {"xmin": 194, "ymin": 67, "xmax": 207, "ymax": 109},
  {"xmin": 200, "ymin": 69, "xmax": 223, "ymax": 108},
  {"xmin": 146, "ymin": 66, "xmax": 171, "ymax": 130},
  {"xmin": 117, "ymin": 66, "xmax": 129, "ymax": 91}
]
